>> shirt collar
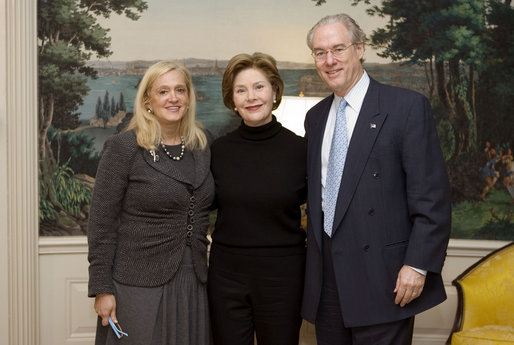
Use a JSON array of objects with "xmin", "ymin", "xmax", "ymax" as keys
[{"xmin": 334, "ymin": 71, "xmax": 370, "ymax": 114}]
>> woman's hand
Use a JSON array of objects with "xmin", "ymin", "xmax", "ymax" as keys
[{"xmin": 94, "ymin": 293, "xmax": 117, "ymax": 326}]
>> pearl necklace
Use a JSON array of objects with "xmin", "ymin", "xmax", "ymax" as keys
[{"xmin": 161, "ymin": 137, "xmax": 185, "ymax": 161}]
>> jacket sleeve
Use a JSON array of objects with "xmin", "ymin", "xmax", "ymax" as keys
[
  {"xmin": 87, "ymin": 132, "xmax": 138, "ymax": 297},
  {"xmin": 401, "ymin": 95, "xmax": 451, "ymax": 274}
]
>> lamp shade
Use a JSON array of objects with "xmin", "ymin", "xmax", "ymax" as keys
[{"xmin": 274, "ymin": 96, "xmax": 323, "ymax": 136}]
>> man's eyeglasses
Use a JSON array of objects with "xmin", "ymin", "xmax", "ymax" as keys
[{"xmin": 311, "ymin": 44, "xmax": 358, "ymax": 61}]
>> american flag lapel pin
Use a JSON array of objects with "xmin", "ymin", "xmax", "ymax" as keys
[{"xmin": 370, "ymin": 123, "xmax": 377, "ymax": 129}]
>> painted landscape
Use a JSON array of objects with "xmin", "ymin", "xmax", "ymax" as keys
[{"xmin": 38, "ymin": 0, "xmax": 513, "ymax": 239}]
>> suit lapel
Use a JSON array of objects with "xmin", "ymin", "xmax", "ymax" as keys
[
  {"xmin": 143, "ymin": 149, "xmax": 192, "ymax": 185},
  {"xmin": 332, "ymin": 79, "xmax": 387, "ymax": 235},
  {"xmin": 142, "ymin": 145, "xmax": 210, "ymax": 188},
  {"xmin": 307, "ymin": 95, "xmax": 334, "ymax": 250}
]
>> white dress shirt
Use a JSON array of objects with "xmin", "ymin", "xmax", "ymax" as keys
[{"xmin": 321, "ymin": 71, "xmax": 370, "ymax": 205}]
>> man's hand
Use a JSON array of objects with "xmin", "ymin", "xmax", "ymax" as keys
[
  {"xmin": 394, "ymin": 265, "xmax": 426, "ymax": 307},
  {"xmin": 94, "ymin": 293, "xmax": 117, "ymax": 326}
]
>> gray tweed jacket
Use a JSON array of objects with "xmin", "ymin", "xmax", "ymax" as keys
[{"xmin": 87, "ymin": 130, "xmax": 214, "ymax": 297}]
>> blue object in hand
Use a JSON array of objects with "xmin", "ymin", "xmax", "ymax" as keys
[{"xmin": 108, "ymin": 317, "xmax": 128, "ymax": 339}]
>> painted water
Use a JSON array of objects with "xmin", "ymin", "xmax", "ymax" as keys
[{"xmin": 77, "ymin": 69, "xmax": 316, "ymax": 152}]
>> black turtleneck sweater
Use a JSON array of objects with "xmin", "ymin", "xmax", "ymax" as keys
[{"xmin": 211, "ymin": 116, "xmax": 307, "ymax": 255}]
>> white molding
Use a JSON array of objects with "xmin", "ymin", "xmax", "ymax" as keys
[
  {"xmin": 39, "ymin": 237, "xmax": 509, "ymax": 253},
  {"xmin": 447, "ymin": 238, "xmax": 511, "ymax": 257},
  {"xmin": 65, "ymin": 278, "xmax": 96, "ymax": 339},
  {"xmin": 39, "ymin": 237, "xmax": 89, "ymax": 255},
  {"xmin": 412, "ymin": 332, "xmax": 448, "ymax": 345},
  {"xmin": 2, "ymin": 1, "xmax": 40, "ymax": 345},
  {"xmin": 0, "ymin": 0, "xmax": 10, "ymax": 343}
]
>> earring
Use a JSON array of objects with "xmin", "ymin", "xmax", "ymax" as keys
[
  {"xmin": 234, "ymin": 107, "xmax": 237, "ymax": 111},
  {"xmin": 147, "ymin": 109, "xmax": 152, "ymax": 113},
  {"xmin": 273, "ymin": 99, "xmax": 277, "ymax": 104}
]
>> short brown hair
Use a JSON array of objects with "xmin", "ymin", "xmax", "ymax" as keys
[{"xmin": 222, "ymin": 52, "xmax": 284, "ymax": 113}]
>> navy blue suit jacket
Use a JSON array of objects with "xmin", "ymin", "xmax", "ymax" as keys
[{"xmin": 301, "ymin": 77, "xmax": 451, "ymax": 327}]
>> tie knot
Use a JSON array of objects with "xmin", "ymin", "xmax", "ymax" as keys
[{"xmin": 338, "ymin": 98, "xmax": 347, "ymax": 113}]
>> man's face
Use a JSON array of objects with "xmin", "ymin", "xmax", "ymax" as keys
[{"xmin": 311, "ymin": 22, "xmax": 364, "ymax": 97}]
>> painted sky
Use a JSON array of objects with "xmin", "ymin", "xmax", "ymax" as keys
[{"xmin": 98, "ymin": 0, "xmax": 389, "ymax": 64}]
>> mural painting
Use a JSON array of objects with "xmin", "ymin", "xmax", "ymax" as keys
[{"xmin": 38, "ymin": 0, "xmax": 513, "ymax": 239}]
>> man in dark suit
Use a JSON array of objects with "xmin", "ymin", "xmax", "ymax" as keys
[{"xmin": 302, "ymin": 13, "xmax": 451, "ymax": 345}]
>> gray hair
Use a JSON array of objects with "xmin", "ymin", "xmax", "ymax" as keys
[{"xmin": 307, "ymin": 13, "xmax": 366, "ymax": 49}]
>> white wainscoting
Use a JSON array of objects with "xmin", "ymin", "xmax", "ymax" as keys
[
  {"xmin": 40, "ymin": 237, "xmax": 97, "ymax": 344},
  {"xmin": 39, "ymin": 237, "xmax": 510, "ymax": 345}
]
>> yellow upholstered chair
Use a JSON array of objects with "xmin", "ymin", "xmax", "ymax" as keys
[{"xmin": 447, "ymin": 241, "xmax": 514, "ymax": 345}]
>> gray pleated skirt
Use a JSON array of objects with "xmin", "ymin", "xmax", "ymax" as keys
[{"xmin": 95, "ymin": 246, "xmax": 211, "ymax": 345}]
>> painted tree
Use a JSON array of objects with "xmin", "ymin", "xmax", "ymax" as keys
[
  {"xmin": 38, "ymin": 0, "xmax": 147, "ymax": 220},
  {"xmin": 477, "ymin": 0, "xmax": 514, "ymax": 145},
  {"xmin": 103, "ymin": 90, "xmax": 111, "ymax": 124},
  {"xmin": 111, "ymin": 96, "xmax": 117, "ymax": 116},
  {"xmin": 118, "ymin": 91, "xmax": 126, "ymax": 111},
  {"xmin": 310, "ymin": 0, "xmax": 502, "ymax": 201},
  {"xmin": 347, "ymin": 0, "xmax": 485, "ymax": 158},
  {"xmin": 95, "ymin": 96, "xmax": 103, "ymax": 119},
  {"xmin": 310, "ymin": 1, "xmax": 513, "ymax": 150}
]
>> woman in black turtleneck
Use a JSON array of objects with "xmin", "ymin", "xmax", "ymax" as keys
[{"xmin": 208, "ymin": 52, "xmax": 307, "ymax": 345}]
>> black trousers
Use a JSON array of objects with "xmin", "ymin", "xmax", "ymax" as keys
[
  {"xmin": 315, "ymin": 232, "xmax": 414, "ymax": 345},
  {"xmin": 207, "ymin": 244, "xmax": 305, "ymax": 345}
]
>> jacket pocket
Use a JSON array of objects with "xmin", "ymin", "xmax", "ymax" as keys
[
  {"xmin": 384, "ymin": 239, "xmax": 409, "ymax": 248},
  {"xmin": 382, "ymin": 240, "xmax": 408, "ymax": 281}
]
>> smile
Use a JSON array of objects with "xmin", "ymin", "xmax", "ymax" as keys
[
  {"xmin": 326, "ymin": 69, "xmax": 342, "ymax": 76},
  {"xmin": 245, "ymin": 104, "xmax": 262, "ymax": 111},
  {"xmin": 166, "ymin": 106, "xmax": 180, "ymax": 111}
]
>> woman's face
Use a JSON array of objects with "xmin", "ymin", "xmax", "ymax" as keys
[
  {"xmin": 147, "ymin": 69, "xmax": 189, "ymax": 128},
  {"xmin": 232, "ymin": 67, "xmax": 276, "ymax": 127}
]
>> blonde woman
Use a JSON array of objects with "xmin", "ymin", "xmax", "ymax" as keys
[{"xmin": 88, "ymin": 61, "xmax": 214, "ymax": 345}]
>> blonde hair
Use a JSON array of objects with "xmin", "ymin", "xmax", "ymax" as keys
[
  {"xmin": 222, "ymin": 52, "xmax": 284, "ymax": 114},
  {"xmin": 126, "ymin": 60, "xmax": 207, "ymax": 151}
]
